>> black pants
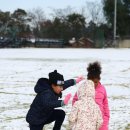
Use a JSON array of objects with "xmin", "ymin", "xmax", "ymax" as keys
[{"xmin": 29, "ymin": 109, "xmax": 65, "ymax": 130}]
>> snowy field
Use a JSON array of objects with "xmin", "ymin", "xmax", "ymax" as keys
[{"xmin": 0, "ymin": 48, "xmax": 130, "ymax": 130}]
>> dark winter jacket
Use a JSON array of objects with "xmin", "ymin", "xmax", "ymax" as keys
[{"xmin": 26, "ymin": 78, "xmax": 75, "ymax": 125}]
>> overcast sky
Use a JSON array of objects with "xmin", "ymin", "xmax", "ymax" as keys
[{"xmin": 0, "ymin": 0, "xmax": 100, "ymax": 15}]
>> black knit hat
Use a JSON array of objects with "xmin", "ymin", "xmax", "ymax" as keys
[{"xmin": 49, "ymin": 70, "xmax": 64, "ymax": 86}]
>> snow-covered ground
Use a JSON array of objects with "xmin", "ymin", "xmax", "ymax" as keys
[{"xmin": 0, "ymin": 48, "xmax": 130, "ymax": 130}]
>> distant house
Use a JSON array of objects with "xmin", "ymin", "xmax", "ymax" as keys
[
  {"xmin": 70, "ymin": 37, "xmax": 94, "ymax": 48},
  {"xmin": 34, "ymin": 38, "xmax": 64, "ymax": 48},
  {"xmin": 0, "ymin": 37, "xmax": 65, "ymax": 48}
]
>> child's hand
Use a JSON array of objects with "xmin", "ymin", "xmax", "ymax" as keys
[
  {"xmin": 75, "ymin": 76, "xmax": 84, "ymax": 83},
  {"xmin": 63, "ymin": 93, "xmax": 72, "ymax": 105}
]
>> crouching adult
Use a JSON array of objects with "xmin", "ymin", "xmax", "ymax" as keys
[{"xmin": 26, "ymin": 70, "xmax": 82, "ymax": 130}]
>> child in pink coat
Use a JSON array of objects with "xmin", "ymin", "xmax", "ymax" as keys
[
  {"xmin": 72, "ymin": 61, "xmax": 110, "ymax": 130},
  {"xmin": 69, "ymin": 80, "xmax": 103, "ymax": 130}
]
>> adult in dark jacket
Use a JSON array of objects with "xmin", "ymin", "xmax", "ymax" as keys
[{"xmin": 26, "ymin": 70, "xmax": 82, "ymax": 130}]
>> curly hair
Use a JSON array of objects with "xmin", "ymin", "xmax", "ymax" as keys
[{"xmin": 87, "ymin": 61, "xmax": 102, "ymax": 80}]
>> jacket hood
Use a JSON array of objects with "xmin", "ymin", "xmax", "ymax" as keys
[
  {"xmin": 34, "ymin": 78, "xmax": 50, "ymax": 93},
  {"xmin": 77, "ymin": 80, "xmax": 95, "ymax": 100}
]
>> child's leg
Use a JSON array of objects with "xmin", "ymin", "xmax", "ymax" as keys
[{"xmin": 44, "ymin": 109, "xmax": 65, "ymax": 130}]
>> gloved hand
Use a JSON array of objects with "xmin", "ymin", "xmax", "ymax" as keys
[
  {"xmin": 75, "ymin": 76, "xmax": 84, "ymax": 83},
  {"xmin": 63, "ymin": 93, "xmax": 72, "ymax": 105}
]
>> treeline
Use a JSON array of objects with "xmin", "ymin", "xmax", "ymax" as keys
[{"xmin": 0, "ymin": 0, "xmax": 130, "ymax": 47}]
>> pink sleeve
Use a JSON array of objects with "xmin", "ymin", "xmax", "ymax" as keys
[
  {"xmin": 103, "ymin": 89, "xmax": 110, "ymax": 127},
  {"xmin": 99, "ymin": 88, "xmax": 110, "ymax": 130},
  {"xmin": 72, "ymin": 92, "xmax": 78, "ymax": 106}
]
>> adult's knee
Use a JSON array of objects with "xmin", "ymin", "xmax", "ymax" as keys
[
  {"xmin": 59, "ymin": 110, "xmax": 65, "ymax": 118},
  {"xmin": 57, "ymin": 110, "xmax": 65, "ymax": 120}
]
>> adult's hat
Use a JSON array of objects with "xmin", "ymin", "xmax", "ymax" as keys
[{"xmin": 49, "ymin": 70, "xmax": 64, "ymax": 86}]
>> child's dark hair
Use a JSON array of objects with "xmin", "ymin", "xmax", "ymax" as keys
[{"xmin": 87, "ymin": 61, "xmax": 101, "ymax": 80}]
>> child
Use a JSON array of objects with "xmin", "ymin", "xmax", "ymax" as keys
[
  {"xmin": 69, "ymin": 80, "xmax": 103, "ymax": 130},
  {"xmin": 26, "ymin": 70, "xmax": 83, "ymax": 130},
  {"xmin": 72, "ymin": 61, "xmax": 110, "ymax": 130}
]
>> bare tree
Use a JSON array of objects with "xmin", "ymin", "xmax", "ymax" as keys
[
  {"xmin": 79, "ymin": 6, "xmax": 90, "ymax": 26},
  {"xmin": 27, "ymin": 7, "xmax": 46, "ymax": 29},
  {"xmin": 50, "ymin": 6, "xmax": 73, "ymax": 21},
  {"xmin": 85, "ymin": 1, "xmax": 106, "ymax": 25}
]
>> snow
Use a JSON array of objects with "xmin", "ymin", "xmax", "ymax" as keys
[{"xmin": 0, "ymin": 48, "xmax": 130, "ymax": 130}]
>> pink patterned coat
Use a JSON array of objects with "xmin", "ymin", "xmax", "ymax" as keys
[
  {"xmin": 69, "ymin": 80, "xmax": 103, "ymax": 130},
  {"xmin": 72, "ymin": 82, "xmax": 110, "ymax": 130}
]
